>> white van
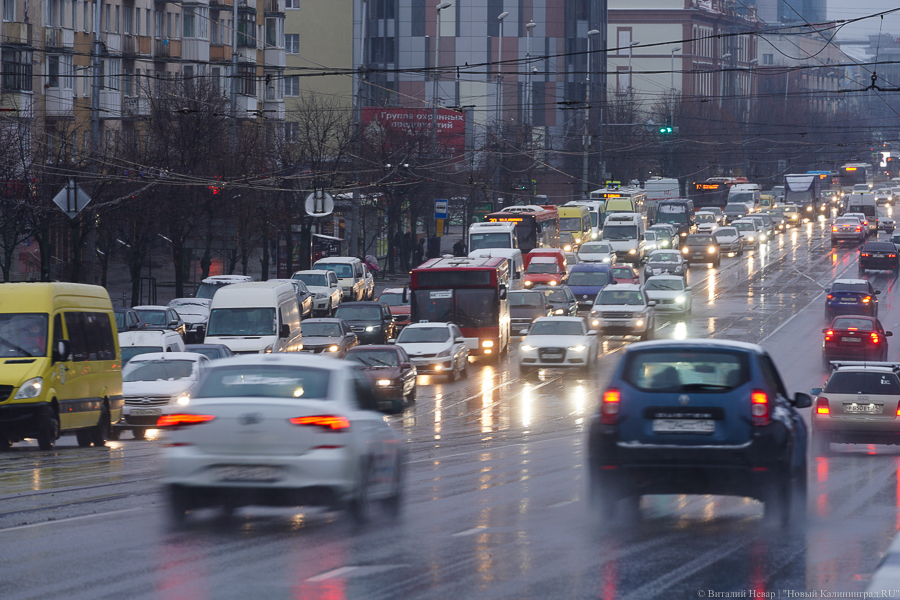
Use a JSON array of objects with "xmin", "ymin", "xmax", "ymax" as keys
[
  {"xmin": 468, "ymin": 248, "xmax": 525, "ymax": 290},
  {"xmin": 845, "ymin": 193, "xmax": 878, "ymax": 235},
  {"xmin": 601, "ymin": 213, "xmax": 645, "ymax": 263},
  {"xmin": 312, "ymin": 257, "xmax": 366, "ymax": 302},
  {"xmin": 563, "ymin": 200, "xmax": 605, "ymax": 239},
  {"xmin": 728, "ymin": 183, "xmax": 761, "ymax": 207},
  {"xmin": 468, "ymin": 221, "xmax": 519, "ymax": 251},
  {"xmin": 204, "ymin": 281, "xmax": 303, "ymax": 354},
  {"xmin": 119, "ymin": 330, "xmax": 186, "ymax": 365}
]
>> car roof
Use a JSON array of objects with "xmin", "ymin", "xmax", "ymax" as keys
[
  {"xmin": 335, "ymin": 301, "xmax": 385, "ymax": 307},
  {"xmin": 832, "ymin": 278, "xmax": 868, "ymax": 285},
  {"xmin": 602, "ymin": 283, "xmax": 643, "ymax": 291},
  {"xmin": 293, "ymin": 270, "xmax": 333, "ymax": 276},
  {"xmin": 571, "ymin": 263, "xmax": 612, "ymax": 272},
  {"xmin": 346, "ymin": 345, "xmax": 400, "ymax": 352},
  {"xmin": 649, "ymin": 249, "xmax": 679, "ymax": 255},
  {"xmin": 126, "ymin": 352, "xmax": 204, "ymax": 362},
  {"xmin": 403, "ymin": 322, "xmax": 452, "ymax": 329},
  {"xmin": 132, "ymin": 305, "xmax": 168, "ymax": 311},
  {"xmin": 533, "ymin": 316, "xmax": 585, "ymax": 323},
  {"xmin": 303, "ymin": 318, "xmax": 345, "ymax": 324},
  {"xmin": 626, "ymin": 338, "xmax": 765, "ymax": 354},
  {"xmin": 863, "ymin": 241, "xmax": 894, "ymax": 248},
  {"xmin": 207, "ymin": 353, "xmax": 353, "ymax": 371},
  {"xmin": 646, "ymin": 274, "xmax": 683, "ymax": 281},
  {"xmin": 830, "ymin": 364, "xmax": 899, "ymax": 375},
  {"xmin": 381, "ymin": 288, "xmax": 407, "ymax": 294},
  {"xmin": 185, "ymin": 344, "xmax": 230, "ymax": 350}
]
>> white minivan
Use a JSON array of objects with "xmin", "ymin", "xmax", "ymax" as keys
[
  {"xmin": 204, "ymin": 281, "xmax": 303, "ymax": 354},
  {"xmin": 600, "ymin": 212, "xmax": 645, "ymax": 263},
  {"xmin": 312, "ymin": 257, "xmax": 366, "ymax": 302},
  {"xmin": 468, "ymin": 248, "xmax": 525, "ymax": 290}
]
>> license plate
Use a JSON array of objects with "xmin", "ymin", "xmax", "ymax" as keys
[
  {"xmin": 841, "ymin": 337, "xmax": 861, "ymax": 343},
  {"xmin": 873, "ymin": 254, "xmax": 885, "ymax": 258},
  {"xmin": 840, "ymin": 298, "xmax": 857, "ymax": 303},
  {"xmin": 215, "ymin": 466, "xmax": 281, "ymax": 482},
  {"xmin": 653, "ymin": 419, "xmax": 715, "ymax": 434},
  {"xmin": 542, "ymin": 352, "xmax": 563, "ymax": 358},
  {"xmin": 130, "ymin": 408, "xmax": 161, "ymax": 416},
  {"xmin": 843, "ymin": 403, "xmax": 883, "ymax": 414}
]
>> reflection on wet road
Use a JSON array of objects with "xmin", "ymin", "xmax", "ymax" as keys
[{"xmin": 4, "ymin": 218, "xmax": 900, "ymax": 599}]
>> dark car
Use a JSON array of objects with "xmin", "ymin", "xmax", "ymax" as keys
[
  {"xmin": 508, "ymin": 290, "xmax": 552, "ymax": 335},
  {"xmin": 822, "ymin": 315, "xmax": 891, "ymax": 366},
  {"xmin": 859, "ymin": 241, "xmax": 899, "ymax": 272},
  {"xmin": 300, "ymin": 318, "xmax": 358, "ymax": 357},
  {"xmin": 824, "ymin": 279, "xmax": 879, "ymax": 318},
  {"xmin": 133, "ymin": 305, "xmax": 188, "ymax": 339},
  {"xmin": 184, "ymin": 343, "xmax": 235, "ymax": 360},
  {"xmin": 567, "ymin": 263, "xmax": 615, "ymax": 312},
  {"xmin": 681, "ymin": 234, "xmax": 721, "ymax": 267},
  {"xmin": 345, "ymin": 345, "xmax": 417, "ymax": 405},
  {"xmin": 587, "ymin": 339, "xmax": 811, "ymax": 524},
  {"xmin": 332, "ymin": 302, "xmax": 394, "ymax": 344},
  {"xmin": 114, "ymin": 308, "xmax": 147, "ymax": 332},
  {"xmin": 533, "ymin": 285, "xmax": 578, "ymax": 316}
]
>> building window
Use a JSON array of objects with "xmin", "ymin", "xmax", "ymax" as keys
[
  {"xmin": 265, "ymin": 17, "xmax": 282, "ymax": 47},
  {"xmin": 146, "ymin": 9, "xmax": 151, "ymax": 37},
  {"xmin": 617, "ymin": 28, "xmax": 631, "ymax": 55},
  {"xmin": 370, "ymin": 37, "xmax": 395, "ymax": 63},
  {"xmin": 83, "ymin": 1, "xmax": 88, "ymax": 32},
  {"xmin": 763, "ymin": 53, "xmax": 773, "ymax": 65},
  {"xmin": 183, "ymin": 11, "xmax": 195, "ymax": 37},
  {"xmin": 285, "ymin": 33, "xmax": 298, "ymax": 54},
  {"xmin": 123, "ymin": 6, "xmax": 132, "ymax": 34},
  {"xmin": 237, "ymin": 11, "xmax": 254, "ymax": 46},
  {"xmin": 3, "ymin": 0, "xmax": 14, "ymax": 22},
  {"xmin": 616, "ymin": 66, "xmax": 629, "ymax": 95},
  {"xmin": 237, "ymin": 64, "xmax": 255, "ymax": 96},
  {"xmin": 104, "ymin": 4, "xmax": 109, "ymax": 31},
  {"xmin": 285, "ymin": 121, "xmax": 298, "ymax": 142},
  {"xmin": 48, "ymin": 55, "xmax": 60, "ymax": 88},
  {"xmin": 285, "ymin": 75, "xmax": 298, "ymax": 96},
  {"xmin": 374, "ymin": 0, "xmax": 394, "ymax": 19},
  {"xmin": 285, "ymin": 0, "xmax": 298, "ymax": 8},
  {"xmin": 103, "ymin": 58, "xmax": 119, "ymax": 89},
  {"xmin": 2, "ymin": 49, "xmax": 32, "ymax": 91},
  {"xmin": 211, "ymin": 66, "xmax": 221, "ymax": 92},
  {"xmin": 115, "ymin": 5, "xmax": 119, "ymax": 32}
]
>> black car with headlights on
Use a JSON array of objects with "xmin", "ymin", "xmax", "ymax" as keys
[
  {"xmin": 681, "ymin": 233, "xmax": 721, "ymax": 267},
  {"xmin": 533, "ymin": 284, "xmax": 579, "ymax": 316},
  {"xmin": 345, "ymin": 345, "xmax": 417, "ymax": 405},
  {"xmin": 299, "ymin": 318, "xmax": 358, "ymax": 357},
  {"xmin": 333, "ymin": 302, "xmax": 394, "ymax": 345},
  {"xmin": 859, "ymin": 240, "xmax": 899, "ymax": 272},
  {"xmin": 587, "ymin": 339, "xmax": 811, "ymax": 524}
]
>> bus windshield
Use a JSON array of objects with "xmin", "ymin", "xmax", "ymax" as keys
[
  {"xmin": 470, "ymin": 232, "xmax": 512, "ymax": 251},
  {"xmin": 412, "ymin": 289, "xmax": 498, "ymax": 329},
  {"xmin": 559, "ymin": 217, "xmax": 583, "ymax": 232},
  {"xmin": 656, "ymin": 212, "xmax": 688, "ymax": 224},
  {"xmin": 729, "ymin": 193, "xmax": 755, "ymax": 204},
  {"xmin": 602, "ymin": 225, "xmax": 638, "ymax": 240}
]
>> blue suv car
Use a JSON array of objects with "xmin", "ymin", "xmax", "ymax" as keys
[
  {"xmin": 567, "ymin": 263, "xmax": 615, "ymax": 312},
  {"xmin": 824, "ymin": 279, "xmax": 879, "ymax": 319},
  {"xmin": 587, "ymin": 339, "xmax": 812, "ymax": 524}
]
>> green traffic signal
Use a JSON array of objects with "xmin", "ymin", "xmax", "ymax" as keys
[{"xmin": 658, "ymin": 126, "xmax": 673, "ymax": 134}]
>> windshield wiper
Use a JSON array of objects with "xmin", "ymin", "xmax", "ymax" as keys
[
  {"xmin": 369, "ymin": 357, "xmax": 391, "ymax": 367},
  {"xmin": 0, "ymin": 334, "xmax": 33, "ymax": 357}
]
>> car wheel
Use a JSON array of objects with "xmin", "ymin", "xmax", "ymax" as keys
[
  {"xmin": 461, "ymin": 360, "xmax": 469, "ymax": 379},
  {"xmin": 168, "ymin": 485, "xmax": 191, "ymax": 528},
  {"xmin": 812, "ymin": 431, "xmax": 831, "ymax": 456},
  {"xmin": 763, "ymin": 472, "xmax": 792, "ymax": 526},
  {"xmin": 132, "ymin": 427, "xmax": 147, "ymax": 440},
  {"xmin": 380, "ymin": 455, "xmax": 404, "ymax": 519},
  {"xmin": 76, "ymin": 429, "xmax": 93, "ymax": 448},
  {"xmin": 448, "ymin": 361, "xmax": 457, "ymax": 383},
  {"xmin": 407, "ymin": 385, "xmax": 417, "ymax": 403},
  {"xmin": 36, "ymin": 413, "xmax": 59, "ymax": 451},
  {"xmin": 348, "ymin": 458, "xmax": 374, "ymax": 525},
  {"xmin": 89, "ymin": 404, "xmax": 110, "ymax": 447}
]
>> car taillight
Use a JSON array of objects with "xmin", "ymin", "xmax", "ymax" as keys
[
  {"xmin": 856, "ymin": 226, "xmax": 862, "ymax": 232},
  {"xmin": 832, "ymin": 226, "xmax": 838, "ymax": 232},
  {"xmin": 827, "ymin": 294, "xmax": 833, "ymax": 300},
  {"xmin": 816, "ymin": 397, "xmax": 830, "ymax": 415},
  {"xmin": 861, "ymin": 253, "xmax": 870, "ymax": 257},
  {"xmin": 863, "ymin": 296, "xmax": 871, "ymax": 303},
  {"xmin": 157, "ymin": 414, "xmax": 215, "ymax": 427},
  {"xmin": 600, "ymin": 389, "xmax": 620, "ymax": 425},
  {"xmin": 751, "ymin": 389, "xmax": 769, "ymax": 426},
  {"xmin": 891, "ymin": 254, "xmax": 897, "ymax": 258},
  {"xmin": 824, "ymin": 330, "xmax": 833, "ymax": 341},
  {"xmin": 871, "ymin": 332, "xmax": 880, "ymax": 344},
  {"xmin": 289, "ymin": 415, "xmax": 350, "ymax": 430}
]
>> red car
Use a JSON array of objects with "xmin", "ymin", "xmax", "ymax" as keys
[
  {"xmin": 822, "ymin": 315, "xmax": 892, "ymax": 368},
  {"xmin": 611, "ymin": 265, "xmax": 640, "ymax": 285},
  {"xmin": 377, "ymin": 287, "xmax": 411, "ymax": 334}
]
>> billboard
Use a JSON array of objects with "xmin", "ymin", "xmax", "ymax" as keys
[{"xmin": 361, "ymin": 108, "xmax": 465, "ymax": 155}]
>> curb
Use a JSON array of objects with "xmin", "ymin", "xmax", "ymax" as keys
[{"xmin": 866, "ymin": 531, "xmax": 900, "ymax": 593}]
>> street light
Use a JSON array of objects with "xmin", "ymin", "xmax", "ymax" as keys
[
  {"xmin": 670, "ymin": 46, "xmax": 681, "ymax": 120},
  {"xmin": 719, "ymin": 52, "xmax": 732, "ymax": 108},
  {"xmin": 496, "ymin": 11, "xmax": 509, "ymax": 122},
  {"xmin": 746, "ymin": 57, "xmax": 758, "ymax": 117},
  {"xmin": 432, "ymin": 2, "xmax": 453, "ymax": 147},
  {"xmin": 583, "ymin": 29, "xmax": 600, "ymax": 199},
  {"xmin": 627, "ymin": 41, "xmax": 640, "ymax": 100},
  {"xmin": 525, "ymin": 20, "xmax": 537, "ymax": 127}
]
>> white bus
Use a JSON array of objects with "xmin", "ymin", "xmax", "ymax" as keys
[{"xmin": 468, "ymin": 221, "xmax": 519, "ymax": 252}]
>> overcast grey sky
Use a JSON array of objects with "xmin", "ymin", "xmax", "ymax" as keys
[{"xmin": 829, "ymin": 0, "xmax": 900, "ymax": 41}]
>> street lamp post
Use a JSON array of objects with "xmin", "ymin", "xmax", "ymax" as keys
[
  {"xmin": 583, "ymin": 29, "xmax": 599, "ymax": 199},
  {"xmin": 670, "ymin": 46, "xmax": 681, "ymax": 122},
  {"xmin": 627, "ymin": 41, "xmax": 639, "ymax": 100},
  {"xmin": 496, "ymin": 11, "xmax": 509, "ymax": 123},
  {"xmin": 746, "ymin": 57, "xmax": 758, "ymax": 118},
  {"xmin": 525, "ymin": 20, "xmax": 536, "ymax": 127},
  {"xmin": 719, "ymin": 52, "xmax": 731, "ymax": 108},
  {"xmin": 432, "ymin": 2, "xmax": 452, "ymax": 148}
]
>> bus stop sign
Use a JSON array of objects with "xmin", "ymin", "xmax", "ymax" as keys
[{"xmin": 434, "ymin": 199, "xmax": 448, "ymax": 219}]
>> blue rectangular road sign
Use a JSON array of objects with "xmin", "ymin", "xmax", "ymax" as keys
[{"xmin": 434, "ymin": 199, "xmax": 448, "ymax": 219}]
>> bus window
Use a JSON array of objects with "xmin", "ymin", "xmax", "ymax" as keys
[
  {"xmin": 455, "ymin": 289, "xmax": 498, "ymax": 329},
  {"xmin": 413, "ymin": 290, "xmax": 453, "ymax": 322}
]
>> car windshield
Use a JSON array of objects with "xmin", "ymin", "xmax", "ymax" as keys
[
  {"xmin": 303, "ymin": 322, "xmax": 343, "ymax": 337},
  {"xmin": 315, "ymin": 263, "xmax": 353, "ymax": 278},
  {"xmin": 378, "ymin": 292, "xmax": 408, "ymax": 307},
  {"xmin": 529, "ymin": 321, "xmax": 583, "ymax": 336},
  {"xmin": 526, "ymin": 262, "xmax": 559, "ymax": 274},
  {"xmin": 334, "ymin": 306, "xmax": 381, "ymax": 321},
  {"xmin": 114, "ymin": 312, "xmax": 126, "ymax": 330},
  {"xmin": 729, "ymin": 193, "xmax": 755, "ymax": 204},
  {"xmin": 134, "ymin": 309, "xmax": 167, "ymax": 326},
  {"xmin": 696, "ymin": 214, "xmax": 716, "ymax": 223},
  {"xmin": 568, "ymin": 271, "xmax": 609, "ymax": 286},
  {"xmin": 347, "ymin": 350, "xmax": 400, "ymax": 367},
  {"xmin": 612, "ymin": 267, "xmax": 635, "ymax": 279},
  {"xmin": 0, "ymin": 313, "xmax": 48, "ymax": 358},
  {"xmin": 735, "ymin": 222, "xmax": 755, "ymax": 231},
  {"xmin": 831, "ymin": 318, "xmax": 874, "ymax": 331},
  {"xmin": 559, "ymin": 218, "xmax": 583, "ymax": 232},
  {"xmin": 206, "ymin": 307, "xmax": 276, "ymax": 336},
  {"xmin": 509, "ymin": 292, "xmax": 543, "ymax": 308},
  {"xmin": 602, "ymin": 225, "xmax": 638, "ymax": 240},
  {"xmin": 123, "ymin": 359, "xmax": 195, "ymax": 382},
  {"xmin": 782, "ymin": 207, "xmax": 798, "ymax": 214},
  {"xmin": 596, "ymin": 290, "xmax": 644, "ymax": 305},
  {"xmin": 824, "ymin": 372, "xmax": 900, "ymax": 394},
  {"xmin": 623, "ymin": 349, "xmax": 750, "ymax": 392},
  {"xmin": 645, "ymin": 279, "xmax": 684, "ymax": 291},
  {"xmin": 643, "ymin": 232, "xmax": 657, "ymax": 240},
  {"xmin": 724, "ymin": 205, "xmax": 745, "ymax": 214},
  {"xmin": 649, "ymin": 252, "xmax": 680, "ymax": 264},
  {"xmin": 293, "ymin": 273, "xmax": 328, "ymax": 287},
  {"xmin": 539, "ymin": 289, "xmax": 567, "ymax": 302},
  {"xmin": 195, "ymin": 282, "xmax": 230, "ymax": 299},
  {"xmin": 121, "ymin": 346, "xmax": 163, "ymax": 365},
  {"xmin": 185, "ymin": 347, "xmax": 227, "ymax": 359},
  {"xmin": 397, "ymin": 327, "xmax": 451, "ymax": 344},
  {"xmin": 687, "ymin": 236, "xmax": 715, "ymax": 246},
  {"xmin": 195, "ymin": 365, "xmax": 331, "ymax": 399},
  {"xmin": 579, "ymin": 244, "xmax": 611, "ymax": 256},
  {"xmin": 831, "ymin": 282, "xmax": 869, "ymax": 293},
  {"xmin": 714, "ymin": 228, "xmax": 738, "ymax": 239}
]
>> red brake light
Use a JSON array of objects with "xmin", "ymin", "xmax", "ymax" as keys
[
  {"xmin": 816, "ymin": 397, "xmax": 830, "ymax": 415},
  {"xmin": 157, "ymin": 414, "xmax": 215, "ymax": 427},
  {"xmin": 871, "ymin": 332, "xmax": 880, "ymax": 344},
  {"xmin": 863, "ymin": 296, "xmax": 871, "ymax": 303},
  {"xmin": 751, "ymin": 389, "xmax": 769, "ymax": 426},
  {"xmin": 600, "ymin": 389, "xmax": 620, "ymax": 425},
  {"xmin": 856, "ymin": 226, "xmax": 862, "ymax": 232},
  {"xmin": 827, "ymin": 294, "xmax": 833, "ymax": 300},
  {"xmin": 861, "ymin": 253, "xmax": 869, "ymax": 257},
  {"xmin": 289, "ymin": 415, "xmax": 350, "ymax": 430},
  {"xmin": 824, "ymin": 330, "xmax": 833, "ymax": 341}
]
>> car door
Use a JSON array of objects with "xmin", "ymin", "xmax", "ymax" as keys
[
  {"xmin": 397, "ymin": 348, "xmax": 415, "ymax": 395},
  {"xmin": 329, "ymin": 272, "xmax": 342, "ymax": 307},
  {"xmin": 348, "ymin": 373, "xmax": 396, "ymax": 495},
  {"xmin": 343, "ymin": 321, "xmax": 358, "ymax": 351},
  {"xmin": 381, "ymin": 304, "xmax": 394, "ymax": 340},
  {"xmin": 759, "ymin": 353, "xmax": 806, "ymax": 469}
]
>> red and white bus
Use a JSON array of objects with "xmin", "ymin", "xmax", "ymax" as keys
[
  {"xmin": 410, "ymin": 256, "xmax": 511, "ymax": 360},
  {"xmin": 486, "ymin": 205, "xmax": 559, "ymax": 253}
]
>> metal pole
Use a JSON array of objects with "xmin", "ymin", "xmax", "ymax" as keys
[
  {"xmin": 496, "ymin": 12, "xmax": 508, "ymax": 123},
  {"xmin": 719, "ymin": 53, "xmax": 731, "ymax": 109},
  {"xmin": 582, "ymin": 30, "xmax": 598, "ymax": 199},
  {"xmin": 526, "ymin": 21, "xmax": 535, "ymax": 127},
  {"xmin": 670, "ymin": 46, "xmax": 680, "ymax": 122},
  {"xmin": 746, "ymin": 58, "xmax": 758, "ymax": 120},
  {"xmin": 351, "ymin": 0, "xmax": 368, "ymax": 257},
  {"xmin": 90, "ymin": 0, "xmax": 101, "ymax": 156},
  {"xmin": 433, "ymin": 3, "xmax": 451, "ymax": 148}
]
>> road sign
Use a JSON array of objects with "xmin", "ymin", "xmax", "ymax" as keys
[
  {"xmin": 434, "ymin": 199, "xmax": 448, "ymax": 219},
  {"xmin": 52, "ymin": 179, "xmax": 91, "ymax": 219},
  {"xmin": 305, "ymin": 190, "xmax": 334, "ymax": 217}
]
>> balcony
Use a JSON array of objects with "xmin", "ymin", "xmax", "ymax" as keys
[
  {"xmin": 154, "ymin": 38, "xmax": 181, "ymax": 58},
  {"xmin": 45, "ymin": 27, "xmax": 74, "ymax": 49},
  {"xmin": 123, "ymin": 96, "xmax": 150, "ymax": 117},
  {"xmin": 44, "ymin": 87, "xmax": 73, "ymax": 117},
  {"xmin": 122, "ymin": 34, "xmax": 138, "ymax": 55},
  {"xmin": 210, "ymin": 44, "xmax": 229, "ymax": 61},
  {"xmin": 265, "ymin": 0, "xmax": 283, "ymax": 14},
  {"xmin": 2, "ymin": 22, "xmax": 32, "ymax": 46}
]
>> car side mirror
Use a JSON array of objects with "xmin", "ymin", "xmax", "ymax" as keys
[
  {"xmin": 53, "ymin": 339, "xmax": 71, "ymax": 363},
  {"xmin": 810, "ymin": 387, "xmax": 823, "ymax": 395},
  {"xmin": 793, "ymin": 392, "xmax": 812, "ymax": 409},
  {"xmin": 455, "ymin": 337, "xmax": 465, "ymax": 343},
  {"xmin": 685, "ymin": 287, "xmax": 692, "ymax": 292},
  {"xmin": 876, "ymin": 290, "xmax": 882, "ymax": 295},
  {"xmin": 388, "ymin": 339, "xmax": 396, "ymax": 345},
  {"xmin": 401, "ymin": 362, "xmax": 411, "ymax": 369},
  {"xmin": 168, "ymin": 320, "xmax": 179, "ymax": 327},
  {"xmin": 887, "ymin": 331, "xmax": 894, "ymax": 337},
  {"xmin": 648, "ymin": 300, "xmax": 657, "ymax": 307},
  {"xmin": 280, "ymin": 324, "xmax": 290, "ymax": 338},
  {"xmin": 499, "ymin": 285, "xmax": 508, "ymax": 300},
  {"xmin": 402, "ymin": 287, "xmax": 409, "ymax": 303}
]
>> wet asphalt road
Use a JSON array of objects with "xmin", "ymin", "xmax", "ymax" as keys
[{"xmin": 4, "ymin": 215, "xmax": 900, "ymax": 599}]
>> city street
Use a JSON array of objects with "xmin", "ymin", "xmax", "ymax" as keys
[{"xmin": 3, "ymin": 218, "xmax": 900, "ymax": 599}]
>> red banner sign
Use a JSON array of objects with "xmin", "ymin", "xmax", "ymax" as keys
[{"xmin": 361, "ymin": 108, "xmax": 465, "ymax": 154}]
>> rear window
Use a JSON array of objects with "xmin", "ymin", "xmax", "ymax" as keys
[
  {"xmin": 824, "ymin": 371, "xmax": 900, "ymax": 395},
  {"xmin": 195, "ymin": 365, "xmax": 331, "ymax": 399},
  {"xmin": 864, "ymin": 243, "xmax": 894, "ymax": 251},
  {"xmin": 831, "ymin": 318, "xmax": 874, "ymax": 331},
  {"xmin": 831, "ymin": 282, "xmax": 868, "ymax": 293},
  {"xmin": 622, "ymin": 350, "xmax": 750, "ymax": 392}
]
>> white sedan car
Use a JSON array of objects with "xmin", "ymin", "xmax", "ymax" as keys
[
  {"xmin": 518, "ymin": 316, "xmax": 598, "ymax": 375},
  {"xmin": 394, "ymin": 322, "xmax": 469, "ymax": 381},
  {"xmin": 159, "ymin": 354, "xmax": 404, "ymax": 525},
  {"xmin": 644, "ymin": 275, "xmax": 693, "ymax": 315},
  {"xmin": 577, "ymin": 242, "xmax": 617, "ymax": 264}
]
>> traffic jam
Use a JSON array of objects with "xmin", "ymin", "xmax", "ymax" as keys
[{"xmin": 5, "ymin": 172, "xmax": 900, "ymax": 598}]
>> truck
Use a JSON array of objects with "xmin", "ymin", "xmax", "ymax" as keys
[
  {"xmin": 784, "ymin": 174, "xmax": 823, "ymax": 220},
  {"xmin": 655, "ymin": 199, "xmax": 695, "ymax": 239}
]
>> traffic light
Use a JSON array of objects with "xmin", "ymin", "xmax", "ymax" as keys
[{"xmin": 658, "ymin": 125, "xmax": 674, "ymax": 135}]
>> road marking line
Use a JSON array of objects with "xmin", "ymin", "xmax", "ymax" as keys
[
  {"xmin": 451, "ymin": 526, "xmax": 488, "ymax": 537},
  {"xmin": 307, "ymin": 566, "xmax": 359, "ymax": 581},
  {"xmin": 0, "ymin": 507, "xmax": 143, "ymax": 533}
]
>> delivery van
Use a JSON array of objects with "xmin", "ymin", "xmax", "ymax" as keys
[
  {"xmin": 469, "ymin": 248, "xmax": 525, "ymax": 290},
  {"xmin": 557, "ymin": 205, "xmax": 591, "ymax": 248},
  {"xmin": 0, "ymin": 283, "xmax": 123, "ymax": 450},
  {"xmin": 312, "ymin": 257, "xmax": 366, "ymax": 302},
  {"xmin": 205, "ymin": 281, "xmax": 303, "ymax": 354}
]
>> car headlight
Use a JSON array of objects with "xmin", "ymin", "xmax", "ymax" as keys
[
  {"xmin": 554, "ymin": 308, "xmax": 564, "ymax": 315},
  {"xmin": 747, "ymin": 236, "xmax": 754, "ymax": 242},
  {"xmin": 377, "ymin": 379, "xmax": 392, "ymax": 386},
  {"xmin": 524, "ymin": 281, "xmax": 533, "ymax": 287},
  {"xmin": 14, "ymin": 377, "xmax": 42, "ymax": 399},
  {"xmin": 806, "ymin": 206, "xmax": 813, "ymax": 211},
  {"xmin": 328, "ymin": 345, "xmax": 340, "ymax": 352},
  {"xmin": 602, "ymin": 257, "xmax": 610, "ymax": 263},
  {"xmin": 682, "ymin": 247, "xmax": 689, "ymax": 254},
  {"xmin": 661, "ymin": 241, "xmax": 669, "ymax": 247},
  {"xmin": 481, "ymin": 340, "xmax": 494, "ymax": 348},
  {"xmin": 680, "ymin": 232, "xmax": 687, "ymax": 237},
  {"xmin": 315, "ymin": 292, "xmax": 327, "ymax": 299},
  {"xmin": 564, "ymin": 245, "xmax": 572, "ymax": 252},
  {"xmin": 629, "ymin": 249, "xmax": 637, "ymax": 254},
  {"xmin": 521, "ymin": 344, "xmax": 535, "ymax": 351},
  {"xmin": 636, "ymin": 320, "xmax": 645, "ymax": 327},
  {"xmin": 575, "ymin": 237, "xmax": 582, "ymax": 244},
  {"xmin": 437, "ymin": 348, "xmax": 452, "ymax": 357},
  {"xmin": 675, "ymin": 295, "xmax": 685, "ymax": 304},
  {"xmin": 568, "ymin": 345, "xmax": 586, "ymax": 352},
  {"xmin": 707, "ymin": 246, "xmax": 716, "ymax": 254},
  {"xmin": 264, "ymin": 344, "xmax": 274, "ymax": 353},
  {"xmin": 592, "ymin": 319, "xmax": 599, "ymax": 326},
  {"xmin": 549, "ymin": 280, "xmax": 558, "ymax": 286},
  {"xmin": 174, "ymin": 393, "xmax": 191, "ymax": 406},
  {"xmin": 365, "ymin": 326, "xmax": 376, "ymax": 332},
  {"xmin": 591, "ymin": 232, "xmax": 597, "ymax": 239}
]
